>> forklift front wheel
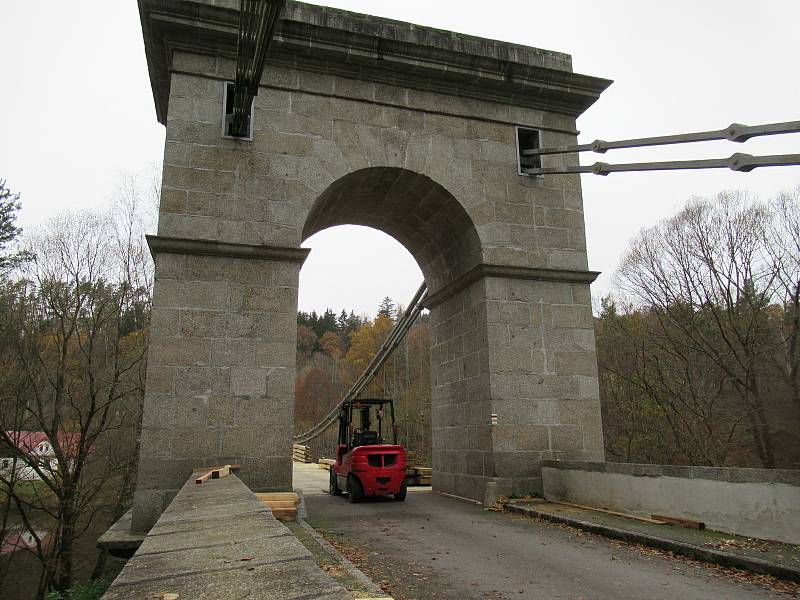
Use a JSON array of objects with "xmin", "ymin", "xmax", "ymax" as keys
[
  {"xmin": 394, "ymin": 481, "xmax": 407, "ymax": 502},
  {"xmin": 347, "ymin": 475, "xmax": 363, "ymax": 503},
  {"xmin": 329, "ymin": 469, "xmax": 342, "ymax": 496}
]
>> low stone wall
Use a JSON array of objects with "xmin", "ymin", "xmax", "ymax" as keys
[{"xmin": 541, "ymin": 460, "xmax": 800, "ymax": 545}]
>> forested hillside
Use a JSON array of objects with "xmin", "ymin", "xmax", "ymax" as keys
[
  {"xmin": 597, "ymin": 190, "xmax": 800, "ymax": 469},
  {"xmin": 293, "ymin": 297, "xmax": 432, "ymax": 465},
  {"xmin": 0, "ymin": 179, "xmax": 151, "ymax": 599}
]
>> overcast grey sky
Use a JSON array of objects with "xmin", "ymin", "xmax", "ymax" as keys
[{"xmin": 2, "ymin": 1, "xmax": 798, "ymax": 317}]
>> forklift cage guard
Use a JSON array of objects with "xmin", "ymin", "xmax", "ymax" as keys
[{"xmin": 337, "ymin": 398, "xmax": 398, "ymax": 452}]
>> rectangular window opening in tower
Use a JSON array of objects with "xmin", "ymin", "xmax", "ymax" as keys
[
  {"xmin": 222, "ymin": 81, "xmax": 254, "ymax": 141},
  {"xmin": 516, "ymin": 126, "xmax": 542, "ymax": 177}
]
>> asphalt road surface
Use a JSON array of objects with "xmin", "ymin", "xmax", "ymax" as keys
[{"xmin": 294, "ymin": 464, "xmax": 790, "ymax": 600}]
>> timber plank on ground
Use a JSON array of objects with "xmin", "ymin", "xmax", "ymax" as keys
[
  {"xmin": 406, "ymin": 465, "xmax": 432, "ymax": 486},
  {"xmin": 257, "ymin": 491, "xmax": 301, "ymax": 522},
  {"xmin": 293, "ymin": 443, "xmax": 313, "ymax": 463},
  {"xmin": 652, "ymin": 514, "xmax": 706, "ymax": 529}
]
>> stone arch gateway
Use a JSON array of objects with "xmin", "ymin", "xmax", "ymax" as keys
[
  {"xmin": 303, "ymin": 168, "xmax": 481, "ymax": 292},
  {"xmin": 133, "ymin": 0, "xmax": 612, "ymax": 531}
]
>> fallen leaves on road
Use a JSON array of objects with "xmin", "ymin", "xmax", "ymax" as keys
[
  {"xmin": 611, "ymin": 540, "xmax": 800, "ymax": 597},
  {"xmin": 320, "ymin": 563, "xmax": 345, "ymax": 578},
  {"xmin": 703, "ymin": 536, "xmax": 800, "ymax": 562},
  {"xmin": 705, "ymin": 538, "xmax": 748, "ymax": 550},
  {"xmin": 508, "ymin": 510, "xmax": 800, "ymax": 597},
  {"xmin": 322, "ymin": 535, "xmax": 439, "ymax": 600}
]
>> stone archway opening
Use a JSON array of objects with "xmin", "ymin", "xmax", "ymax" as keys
[
  {"xmin": 302, "ymin": 167, "xmax": 482, "ymax": 293},
  {"xmin": 296, "ymin": 167, "xmax": 483, "ymax": 488},
  {"xmin": 294, "ymin": 225, "xmax": 427, "ymax": 475}
]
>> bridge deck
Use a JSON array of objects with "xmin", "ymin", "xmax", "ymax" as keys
[{"xmin": 103, "ymin": 473, "xmax": 350, "ymax": 599}]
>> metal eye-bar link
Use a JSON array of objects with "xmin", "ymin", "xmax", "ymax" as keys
[
  {"xmin": 522, "ymin": 121, "xmax": 800, "ymax": 157},
  {"xmin": 231, "ymin": 0, "xmax": 286, "ymax": 137},
  {"xmin": 522, "ymin": 153, "xmax": 800, "ymax": 177}
]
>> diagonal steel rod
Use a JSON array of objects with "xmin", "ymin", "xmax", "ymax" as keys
[
  {"xmin": 523, "ymin": 121, "xmax": 800, "ymax": 157},
  {"xmin": 522, "ymin": 153, "xmax": 800, "ymax": 176}
]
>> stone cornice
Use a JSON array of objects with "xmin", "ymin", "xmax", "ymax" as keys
[
  {"xmin": 138, "ymin": 0, "xmax": 612, "ymax": 124},
  {"xmin": 424, "ymin": 264, "xmax": 600, "ymax": 309},
  {"xmin": 146, "ymin": 235, "xmax": 310, "ymax": 264}
]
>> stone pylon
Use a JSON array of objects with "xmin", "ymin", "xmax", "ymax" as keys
[{"xmin": 133, "ymin": 0, "xmax": 611, "ymax": 531}]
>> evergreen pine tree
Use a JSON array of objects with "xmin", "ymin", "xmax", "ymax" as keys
[
  {"xmin": 378, "ymin": 296, "xmax": 396, "ymax": 319},
  {"xmin": 0, "ymin": 179, "xmax": 30, "ymax": 277}
]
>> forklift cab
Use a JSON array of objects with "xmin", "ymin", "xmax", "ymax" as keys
[{"xmin": 337, "ymin": 398, "xmax": 397, "ymax": 454}]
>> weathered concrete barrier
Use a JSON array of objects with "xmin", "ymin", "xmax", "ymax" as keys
[
  {"xmin": 103, "ymin": 472, "xmax": 349, "ymax": 599},
  {"xmin": 542, "ymin": 460, "xmax": 800, "ymax": 544}
]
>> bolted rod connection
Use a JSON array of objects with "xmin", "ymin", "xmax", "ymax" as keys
[
  {"xmin": 522, "ymin": 120, "xmax": 800, "ymax": 157},
  {"xmin": 523, "ymin": 153, "xmax": 800, "ymax": 177}
]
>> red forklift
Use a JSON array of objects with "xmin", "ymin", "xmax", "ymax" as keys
[{"xmin": 329, "ymin": 398, "xmax": 408, "ymax": 502}]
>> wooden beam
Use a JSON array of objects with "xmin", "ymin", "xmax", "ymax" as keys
[
  {"xmin": 195, "ymin": 471, "xmax": 214, "ymax": 485},
  {"xmin": 194, "ymin": 464, "xmax": 241, "ymax": 484},
  {"xmin": 556, "ymin": 501, "xmax": 668, "ymax": 525},
  {"xmin": 652, "ymin": 514, "xmax": 706, "ymax": 529}
]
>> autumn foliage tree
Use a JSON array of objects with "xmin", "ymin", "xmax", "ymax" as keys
[
  {"xmin": 0, "ymin": 180, "xmax": 31, "ymax": 278},
  {"xmin": 296, "ymin": 325, "xmax": 318, "ymax": 359},
  {"xmin": 319, "ymin": 331, "xmax": 343, "ymax": 359},
  {"xmin": 345, "ymin": 315, "xmax": 393, "ymax": 375},
  {"xmin": 293, "ymin": 301, "xmax": 432, "ymax": 464},
  {"xmin": 599, "ymin": 189, "xmax": 800, "ymax": 468},
  {"xmin": 0, "ymin": 186, "xmax": 153, "ymax": 597},
  {"xmin": 294, "ymin": 367, "xmax": 336, "ymax": 426}
]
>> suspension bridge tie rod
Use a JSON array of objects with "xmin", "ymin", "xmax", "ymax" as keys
[
  {"xmin": 523, "ymin": 153, "xmax": 800, "ymax": 176},
  {"xmin": 522, "ymin": 120, "xmax": 800, "ymax": 157},
  {"xmin": 230, "ymin": 0, "xmax": 286, "ymax": 137}
]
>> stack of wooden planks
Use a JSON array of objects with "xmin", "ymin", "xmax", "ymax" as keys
[
  {"xmin": 318, "ymin": 453, "xmax": 431, "ymax": 486},
  {"xmin": 256, "ymin": 492, "xmax": 300, "ymax": 522},
  {"xmin": 292, "ymin": 443, "xmax": 313, "ymax": 463},
  {"xmin": 406, "ymin": 466, "xmax": 432, "ymax": 486}
]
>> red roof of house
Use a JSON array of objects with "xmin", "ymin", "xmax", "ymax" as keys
[
  {"xmin": 1, "ymin": 529, "xmax": 49, "ymax": 554},
  {"xmin": 2, "ymin": 531, "xmax": 34, "ymax": 554},
  {"xmin": 3, "ymin": 431, "xmax": 83, "ymax": 458}
]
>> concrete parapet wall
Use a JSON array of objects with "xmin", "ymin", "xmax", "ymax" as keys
[
  {"xmin": 106, "ymin": 472, "xmax": 349, "ymax": 599},
  {"xmin": 542, "ymin": 460, "xmax": 800, "ymax": 544}
]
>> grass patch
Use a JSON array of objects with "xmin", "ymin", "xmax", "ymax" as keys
[
  {"xmin": 1, "ymin": 479, "xmax": 53, "ymax": 501},
  {"xmin": 46, "ymin": 579, "xmax": 108, "ymax": 600}
]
